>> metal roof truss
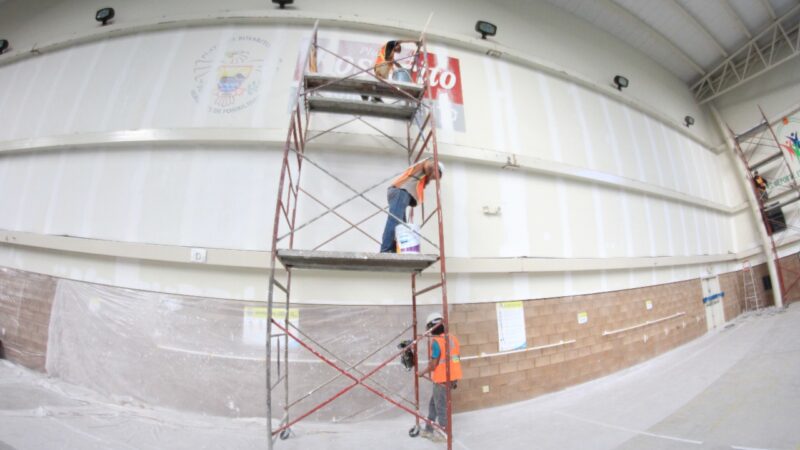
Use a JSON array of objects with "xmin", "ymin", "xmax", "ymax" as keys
[{"xmin": 693, "ymin": 5, "xmax": 800, "ymax": 104}]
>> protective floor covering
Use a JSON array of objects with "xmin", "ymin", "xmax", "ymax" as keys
[{"xmin": 1, "ymin": 304, "xmax": 799, "ymax": 450}]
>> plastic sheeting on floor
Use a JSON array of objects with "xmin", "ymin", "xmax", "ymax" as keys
[
  {"xmin": 0, "ymin": 359, "xmax": 443, "ymax": 450},
  {"xmin": 4, "ymin": 306, "xmax": 799, "ymax": 450},
  {"xmin": 45, "ymin": 279, "xmax": 435, "ymax": 421},
  {"xmin": 0, "ymin": 359, "xmax": 266, "ymax": 450}
]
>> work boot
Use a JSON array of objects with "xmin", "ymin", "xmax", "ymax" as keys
[{"xmin": 420, "ymin": 429, "xmax": 445, "ymax": 442}]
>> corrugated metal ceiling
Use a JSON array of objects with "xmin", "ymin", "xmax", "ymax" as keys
[{"xmin": 544, "ymin": 0, "xmax": 800, "ymax": 84}]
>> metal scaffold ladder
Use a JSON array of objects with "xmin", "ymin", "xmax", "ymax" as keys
[
  {"xmin": 265, "ymin": 22, "xmax": 456, "ymax": 450},
  {"xmin": 741, "ymin": 260, "xmax": 760, "ymax": 312}
]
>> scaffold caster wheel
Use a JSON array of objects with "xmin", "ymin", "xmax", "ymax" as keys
[
  {"xmin": 408, "ymin": 425, "xmax": 420, "ymax": 437},
  {"xmin": 279, "ymin": 429, "xmax": 291, "ymax": 440}
]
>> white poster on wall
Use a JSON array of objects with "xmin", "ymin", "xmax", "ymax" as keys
[
  {"xmin": 243, "ymin": 306, "xmax": 299, "ymax": 349},
  {"xmin": 496, "ymin": 301, "xmax": 527, "ymax": 352}
]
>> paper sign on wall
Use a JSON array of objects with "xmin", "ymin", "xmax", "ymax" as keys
[
  {"xmin": 496, "ymin": 301, "xmax": 527, "ymax": 352},
  {"xmin": 243, "ymin": 306, "xmax": 299, "ymax": 348},
  {"xmin": 577, "ymin": 311, "xmax": 588, "ymax": 324},
  {"xmin": 645, "ymin": 300, "xmax": 653, "ymax": 310}
]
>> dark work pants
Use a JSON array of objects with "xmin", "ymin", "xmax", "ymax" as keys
[
  {"xmin": 426, "ymin": 382, "xmax": 448, "ymax": 431},
  {"xmin": 380, "ymin": 187, "xmax": 411, "ymax": 253}
]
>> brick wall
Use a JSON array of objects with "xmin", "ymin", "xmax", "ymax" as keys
[
  {"xmin": 724, "ymin": 260, "xmax": 785, "ymax": 313},
  {"xmin": 720, "ymin": 271, "xmax": 743, "ymax": 320},
  {"xmin": 0, "ymin": 263, "xmax": 773, "ymax": 415},
  {"xmin": 777, "ymin": 253, "xmax": 800, "ymax": 305},
  {"xmin": 0, "ymin": 267, "xmax": 57, "ymax": 371},
  {"xmin": 752, "ymin": 262, "xmax": 775, "ymax": 308},
  {"xmin": 449, "ymin": 278, "xmax": 709, "ymax": 411}
]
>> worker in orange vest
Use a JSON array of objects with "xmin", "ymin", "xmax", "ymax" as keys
[
  {"xmin": 362, "ymin": 39, "xmax": 418, "ymax": 102},
  {"xmin": 379, "ymin": 158, "xmax": 444, "ymax": 253},
  {"xmin": 753, "ymin": 170, "xmax": 768, "ymax": 200},
  {"xmin": 418, "ymin": 311, "xmax": 462, "ymax": 442}
]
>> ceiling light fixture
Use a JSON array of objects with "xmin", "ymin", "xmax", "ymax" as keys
[
  {"xmin": 95, "ymin": 7, "xmax": 115, "ymax": 25},
  {"xmin": 613, "ymin": 75, "xmax": 629, "ymax": 91},
  {"xmin": 273, "ymin": 0, "xmax": 294, "ymax": 8},
  {"xmin": 475, "ymin": 21, "xmax": 497, "ymax": 40}
]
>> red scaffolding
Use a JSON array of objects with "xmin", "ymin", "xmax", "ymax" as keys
[
  {"xmin": 730, "ymin": 107, "xmax": 800, "ymax": 308},
  {"xmin": 266, "ymin": 22, "xmax": 456, "ymax": 449}
]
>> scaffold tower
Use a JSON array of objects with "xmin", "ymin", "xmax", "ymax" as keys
[
  {"xmin": 266, "ymin": 22, "xmax": 456, "ymax": 449},
  {"xmin": 731, "ymin": 107, "xmax": 800, "ymax": 307}
]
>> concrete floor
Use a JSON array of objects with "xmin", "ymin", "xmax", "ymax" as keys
[{"xmin": 1, "ymin": 303, "xmax": 799, "ymax": 450}]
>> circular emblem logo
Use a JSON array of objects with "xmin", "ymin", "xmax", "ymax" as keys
[{"xmin": 191, "ymin": 36, "xmax": 270, "ymax": 114}]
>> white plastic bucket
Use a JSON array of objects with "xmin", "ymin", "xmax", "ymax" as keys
[
  {"xmin": 392, "ymin": 68, "xmax": 413, "ymax": 83},
  {"xmin": 395, "ymin": 223, "xmax": 421, "ymax": 254}
]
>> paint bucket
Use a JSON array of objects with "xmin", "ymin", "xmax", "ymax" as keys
[
  {"xmin": 395, "ymin": 223, "xmax": 421, "ymax": 254},
  {"xmin": 392, "ymin": 68, "xmax": 412, "ymax": 83}
]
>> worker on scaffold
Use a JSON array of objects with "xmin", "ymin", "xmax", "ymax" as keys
[
  {"xmin": 753, "ymin": 170, "xmax": 768, "ymax": 200},
  {"xmin": 379, "ymin": 158, "xmax": 443, "ymax": 253},
  {"xmin": 417, "ymin": 311, "xmax": 462, "ymax": 442},
  {"xmin": 362, "ymin": 39, "xmax": 419, "ymax": 102}
]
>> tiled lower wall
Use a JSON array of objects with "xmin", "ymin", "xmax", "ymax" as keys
[
  {"xmin": 450, "ymin": 278, "xmax": 708, "ymax": 411},
  {"xmin": 0, "ymin": 258, "xmax": 793, "ymax": 414},
  {"xmin": 775, "ymin": 253, "xmax": 800, "ymax": 305}
]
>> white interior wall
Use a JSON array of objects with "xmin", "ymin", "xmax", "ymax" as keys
[
  {"xmin": 0, "ymin": 26, "xmax": 737, "ymax": 252},
  {"xmin": 0, "ymin": 3, "xmax": 763, "ymax": 303},
  {"xmin": 0, "ymin": 0, "xmax": 720, "ymax": 144}
]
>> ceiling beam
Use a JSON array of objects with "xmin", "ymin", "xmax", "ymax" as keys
[
  {"xmin": 692, "ymin": 3, "xmax": 800, "ymax": 103},
  {"xmin": 607, "ymin": 0, "xmax": 707, "ymax": 75},
  {"xmin": 670, "ymin": 0, "xmax": 729, "ymax": 57},
  {"xmin": 721, "ymin": 0, "xmax": 753, "ymax": 39},
  {"xmin": 761, "ymin": 0, "xmax": 777, "ymax": 20}
]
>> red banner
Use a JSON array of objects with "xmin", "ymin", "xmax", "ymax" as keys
[{"xmin": 411, "ymin": 53, "xmax": 463, "ymax": 105}]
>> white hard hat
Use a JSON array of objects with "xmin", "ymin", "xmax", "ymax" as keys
[{"xmin": 426, "ymin": 312, "xmax": 443, "ymax": 326}]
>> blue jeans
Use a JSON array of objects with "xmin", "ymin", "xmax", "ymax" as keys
[
  {"xmin": 380, "ymin": 187, "xmax": 411, "ymax": 253},
  {"xmin": 426, "ymin": 382, "xmax": 448, "ymax": 431}
]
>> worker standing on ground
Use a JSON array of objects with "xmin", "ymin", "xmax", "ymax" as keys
[
  {"xmin": 362, "ymin": 39, "xmax": 418, "ymax": 102},
  {"xmin": 418, "ymin": 312, "xmax": 461, "ymax": 442},
  {"xmin": 380, "ymin": 158, "xmax": 443, "ymax": 253}
]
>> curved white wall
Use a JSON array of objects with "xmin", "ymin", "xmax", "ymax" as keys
[
  {"xmin": 0, "ymin": 0, "xmax": 721, "ymax": 143},
  {"xmin": 0, "ymin": 1, "xmax": 764, "ymax": 304}
]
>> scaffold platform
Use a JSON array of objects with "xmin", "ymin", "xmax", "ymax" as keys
[
  {"xmin": 304, "ymin": 73, "xmax": 424, "ymax": 99},
  {"xmin": 276, "ymin": 249, "xmax": 438, "ymax": 272},
  {"xmin": 307, "ymin": 97, "xmax": 418, "ymax": 120}
]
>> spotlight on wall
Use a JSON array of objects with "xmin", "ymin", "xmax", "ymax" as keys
[
  {"xmin": 0, "ymin": 40, "xmax": 8, "ymax": 55},
  {"xmin": 613, "ymin": 75, "xmax": 629, "ymax": 91},
  {"xmin": 475, "ymin": 21, "xmax": 497, "ymax": 40},
  {"xmin": 272, "ymin": 0, "xmax": 294, "ymax": 8},
  {"xmin": 95, "ymin": 7, "xmax": 115, "ymax": 25},
  {"xmin": 684, "ymin": 115, "xmax": 695, "ymax": 127}
]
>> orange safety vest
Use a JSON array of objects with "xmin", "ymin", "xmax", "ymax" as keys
[
  {"xmin": 391, "ymin": 160, "xmax": 430, "ymax": 205},
  {"xmin": 374, "ymin": 43, "xmax": 394, "ymax": 79},
  {"xmin": 429, "ymin": 335, "xmax": 462, "ymax": 384},
  {"xmin": 375, "ymin": 43, "xmax": 389, "ymax": 66}
]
